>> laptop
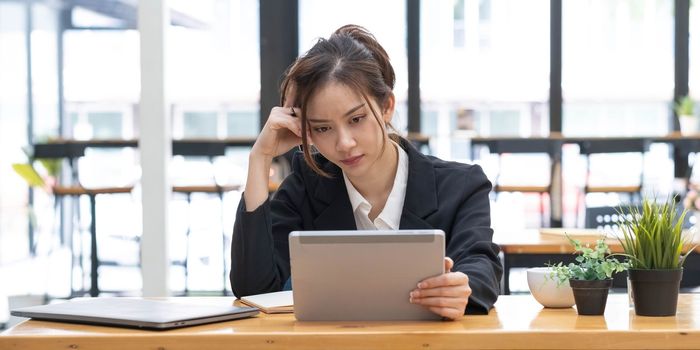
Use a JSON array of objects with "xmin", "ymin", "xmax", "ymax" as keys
[
  {"xmin": 289, "ymin": 229, "xmax": 445, "ymax": 321},
  {"xmin": 11, "ymin": 298, "xmax": 259, "ymax": 330}
]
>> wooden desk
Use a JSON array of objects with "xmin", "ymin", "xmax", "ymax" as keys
[
  {"xmin": 2, "ymin": 295, "xmax": 700, "ymax": 349},
  {"xmin": 494, "ymin": 228, "xmax": 625, "ymax": 254},
  {"xmin": 494, "ymin": 228, "xmax": 700, "ymax": 294}
]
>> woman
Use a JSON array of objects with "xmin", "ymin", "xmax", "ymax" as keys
[{"xmin": 231, "ymin": 25, "xmax": 502, "ymax": 319}]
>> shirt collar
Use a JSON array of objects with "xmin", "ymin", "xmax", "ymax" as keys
[
  {"xmin": 342, "ymin": 141, "xmax": 409, "ymax": 229},
  {"xmin": 344, "ymin": 173, "xmax": 366, "ymax": 213}
]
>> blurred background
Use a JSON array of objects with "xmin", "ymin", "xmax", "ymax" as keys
[{"xmin": 1, "ymin": 0, "xmax": 699, "ymax": 328}]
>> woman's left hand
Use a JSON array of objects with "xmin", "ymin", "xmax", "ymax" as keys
[{"xmin": 409, "ymin": 257, "xmax": 471, "ymax": 320}]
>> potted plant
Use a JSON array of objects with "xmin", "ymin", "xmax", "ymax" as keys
[
  {"xmin": 675, "ymin": 95, "xmax": 697, "ymax": 135},
  {"xmin": 618, "ymin": 198, "xmax": 697, "ymax": 316},
  {"xmin": 12, "ymin": 146, "xmax": 62, "ymax": 255},
  {"xmin": 549, "ymin": 236, "xmax": 628, "ymax": 315},
  {"xmin": 12, "ymin": 145, "xmax": 61, "ymax": 192}
]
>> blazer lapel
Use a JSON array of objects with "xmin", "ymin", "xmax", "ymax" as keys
[
  {"xmin": 399, "ymin": 139, "xmax": 438, "ymax": 229},
  {"xmin": 311, "ymin": 159, "xmax": 357, "ymax": 230}
]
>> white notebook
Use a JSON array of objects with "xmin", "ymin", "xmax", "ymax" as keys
[{"xmin": 239, "ymin": 291, "xmax": 293, "ymax": 314}]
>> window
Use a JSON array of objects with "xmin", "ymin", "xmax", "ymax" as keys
[
  {"xmin": 64, "ymin": 30, "xmax": 139, "ymax": 108},
  {"xmin": 453, "ymin": 0, "xmax": 465, "ymax": 48},
  {"xmin": 562, "ymin": 0, "xmax": 674, "ymax": 136},
  {"xmin": 182, "ymin": 112, "xmax": 219, "ymax": 139},
  {"xmin": 87, "ymin": 112, "xmax": 123, "ymax": 139},
  {"xmin": 421, "ymin": 0, "xmax": 550, "ymax": 160},
  {"xmin": 169, "ymin": 0, "xmax": 260, "ymax": 124},
  {"xmin": 299, "ymin": 0, "xmax": 409, "ymax": 133},
  {"xmin": 690, "ymin": 0, "xmax": 700, "ymax": 104},
  {"xmin": 0, "ymin": 2, "xmax": 29, "ymax": 262},
  {"xmin": 227, "ymin": 110, "xmax": 259, "ymax": 137},
  {"xmin": 31, "ymin": 3, "xmax": 60, "ymax": 140},
  {"xmin": 67, "ymin": 104, "xmax": 133, "ymax": 140}
]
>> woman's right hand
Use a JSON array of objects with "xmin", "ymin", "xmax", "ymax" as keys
[
  {"xmin": 243, "ymin": 104, "xmax": 303, "ymax": 211},
  {"xmin": 251, "ymin": 106, "xmax": 303, "ymax": 159},
  {"xmin": 244, "ymin": 83, "xmax": 302, "ymax": 211}
]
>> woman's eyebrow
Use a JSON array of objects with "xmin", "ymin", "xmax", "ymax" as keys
[
  {"xmin": 307, "ymin": 103, "xmax": 366, "ymax": 123},
  {"xmin": 343, "ymin": 103, "xmax": 366, "ymax": 116}
]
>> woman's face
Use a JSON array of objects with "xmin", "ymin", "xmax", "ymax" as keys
[{"xmin": 305, "ymin": 82, "xmax": 394, "ymax": 179}]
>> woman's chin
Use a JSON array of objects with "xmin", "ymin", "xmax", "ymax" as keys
[{"xmin": 339, "ymin": 162, "xmax": 369, "ymax": 178}]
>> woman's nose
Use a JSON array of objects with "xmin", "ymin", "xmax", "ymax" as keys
[{"xmin": 336, "ymin": 128, "xmax": 357, "ymax": 152}]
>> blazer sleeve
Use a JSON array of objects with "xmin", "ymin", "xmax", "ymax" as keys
[
  {"xmin": 229, "ymin": 170, "xmax": 306, "ymax": 298},
  {"xmin": 447, "ymin": 165, "xmax": 503, "ymax": 315}
]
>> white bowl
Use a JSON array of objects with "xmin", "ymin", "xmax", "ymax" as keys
[{"xmin": 526, "ymin": 267, "xmax": 575, "ymax": 308}]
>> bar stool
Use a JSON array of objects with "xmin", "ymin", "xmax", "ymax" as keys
[
  {"xmin": 575, "ymin": 139, "xmax": 650, "ymax": 226},
  {"xmin": 477, "ymin": 138, "xmax": 562, "ymax": 227},
  {"xmin": 172, "ymin": 184, "xmax": 240, "ymax": 295},
  {"xmin": 170, "ymin": 141, "xmax": 248, "ymax": 295},
  {"xmin": 171, "ymin": 178, "xmax": 279, "ymax": 296},
  {"xmin": 52, "ymin": 185, "xmax": 135, "ymax": 297}
]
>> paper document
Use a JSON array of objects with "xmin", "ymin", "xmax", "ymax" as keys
[{"xmin": 239, "ymin": 291, "xmax": 293, "ymax": 314}]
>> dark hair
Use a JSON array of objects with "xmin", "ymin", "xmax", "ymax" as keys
[{"xmin": 280, "ymin": 24, "xmax": 398, "ymax": 177}]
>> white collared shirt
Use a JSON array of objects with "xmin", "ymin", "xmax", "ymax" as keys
[{"xmin": 342, "ymin": 142, "xmax": 409, "ymax": 230}]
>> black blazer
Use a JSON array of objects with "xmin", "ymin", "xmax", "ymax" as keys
[{"xmin": 230, "ymin": 138, "xmax": 502, "ymax": 314}]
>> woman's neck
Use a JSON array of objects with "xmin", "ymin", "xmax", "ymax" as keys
[{"xmin": 347, "ymin": 140, "xmax": 399, "ymax": 202}]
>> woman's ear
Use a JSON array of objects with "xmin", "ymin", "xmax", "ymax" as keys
[{"xmin": 382, "ymin": 93, "xmax": 396, "ymax": 124}]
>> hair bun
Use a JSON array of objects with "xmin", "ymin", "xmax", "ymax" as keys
[{"xmin": 333, "ymin": 25, "xmax": 395, "ymax": 89}]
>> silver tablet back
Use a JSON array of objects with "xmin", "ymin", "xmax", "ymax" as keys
[{"xmin": 289, "ymin": 229, "xmax": 445, "ymax": 321}]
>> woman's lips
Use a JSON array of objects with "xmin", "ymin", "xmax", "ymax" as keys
[{"xmin": 340, "ymin": 155, "xmax": 364, "ymax": 166}]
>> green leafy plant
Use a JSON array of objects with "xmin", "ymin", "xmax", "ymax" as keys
[
  {"xmin": 617, "ymin": 198, "xmax": 697, "ymax": 269},
  {"xmin": 12, "ymin": 163, "xmax": 46, "ymax": 188},
  {"xmin": 548, "ymin": 236, "xmax": 628, "ymax": 286},
  {"xmin": 675, "ymin": 95, "xmax": 695, "ymax": 116},
  {"xmin": 10, "ymin": 145, "xmax": 63, "ymax": 254},
  {"xmin": 11, "ymin": 145, "xmax": 61, "ymax": 191}
]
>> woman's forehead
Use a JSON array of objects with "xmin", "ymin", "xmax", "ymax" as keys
[{"xmin": 306, "ymin": 82, "xmax": 368, "ymax": 117}]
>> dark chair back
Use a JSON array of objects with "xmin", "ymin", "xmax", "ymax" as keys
[{"xmin": 585, "ymin": 205, "xmax": 693, "ymax": 230}]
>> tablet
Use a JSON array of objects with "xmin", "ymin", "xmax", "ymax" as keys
[
  {"xmin": 289, "ymin": 229, "xmax": 445, "ymax": 321},
  {"xmin": 11, "ymin": 298, "xmax": 259, "ymax": 330}
]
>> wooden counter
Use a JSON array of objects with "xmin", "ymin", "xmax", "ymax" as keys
[{"xmin": 2, "ymin": 294, "xmax": 700, "ymax": 349}]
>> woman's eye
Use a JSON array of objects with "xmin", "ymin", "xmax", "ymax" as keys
[
  {"xmin": 314, "ymin": 126, "xmax": 330, "ymax": 133},
  {"xmin": 350, "ymin": 115, "xmax": 366, "ymax": 124}
]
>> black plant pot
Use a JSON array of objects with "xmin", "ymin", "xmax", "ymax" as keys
[
  {"xmin": 568, "ymin": 279, "xmax": 612, "ymax": 315},
  {"xmin": 628, "ymin": 268, "xmax": 683, "ymax": 316}
]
